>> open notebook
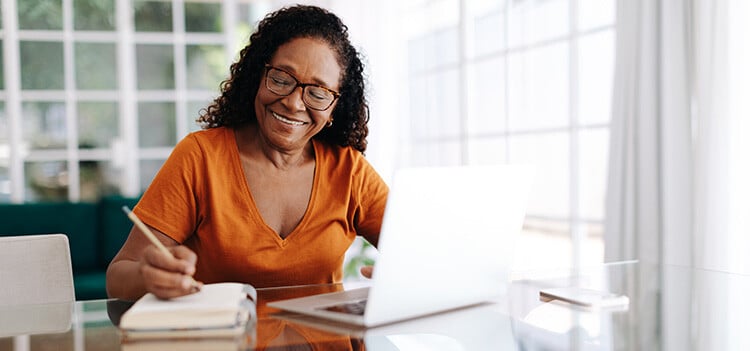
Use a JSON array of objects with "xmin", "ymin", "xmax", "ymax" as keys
[
  {"xmin": 119, "ymin": 282, "xmax": 256, "ymax": 340},
  {"xmin": 269, "ymin": 164, "xmax": 534, "ymax": 327}
]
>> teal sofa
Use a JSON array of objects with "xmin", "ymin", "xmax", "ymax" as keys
[{"xmin": 0, "ymin": 196, "xmax": 139, "ymax": 300}]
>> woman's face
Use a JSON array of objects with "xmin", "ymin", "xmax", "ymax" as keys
[{"xmin": 254, "ymin": 37, "xmax": 342, "ymax": 153}]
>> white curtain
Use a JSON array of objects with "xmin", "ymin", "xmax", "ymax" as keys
[
  {"xmin": 605, "ymin": 2, "xmax": 661, "ymax": 349},
  {"xmin": 605, "ymin": 1, "xmax": 661, "ymax": 265},
  {"xmin": 607, "ymin": 0, "xmax": 750, "ymax": 349},
  {"xmin": 690, "ymin": 0, "xmax": 750, "ymax": 276},
  {"xmin": 689, "ymin": 1, "xmax": 750, "ymax": 350}
]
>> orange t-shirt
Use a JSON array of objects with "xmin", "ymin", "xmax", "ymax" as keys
[{"xmin": 133, "ymin": 127, "xmax": 388, "ymax": 288}]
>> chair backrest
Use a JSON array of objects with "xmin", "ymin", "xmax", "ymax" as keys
[{"xmin": 0, "ymin": 234, "xmax": 75, "ymax": 305}]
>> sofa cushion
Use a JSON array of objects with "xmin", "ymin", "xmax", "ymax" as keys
[
  {"xmin": 97, "ymin": 195, "xmax": 140, "ymax": 266},
  {"xmin": 0, "ymin": 203, "xmax": 98, "ymax": 271},
  {"xmin": 73, "ymin": 271, "xmax": 108, "ymax": 300}
]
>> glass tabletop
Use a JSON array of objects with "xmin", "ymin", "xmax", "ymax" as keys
[{"xmin": 1, "ymin": 262, "xmax": 748, "ymax": 350}]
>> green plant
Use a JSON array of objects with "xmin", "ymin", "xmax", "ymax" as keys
[{"xmin": 344, "ymin": 239, "xmax": 376, "ymax": 280}]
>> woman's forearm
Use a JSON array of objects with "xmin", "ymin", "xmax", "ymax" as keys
[{"xmin": 106, "ymin": 259, "xmax": 147, "ymax": 301}]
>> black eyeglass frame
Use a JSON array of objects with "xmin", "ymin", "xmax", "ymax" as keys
[{"xmin": 263, "ymin": 64, "xmax": 341, "ymax": 111}]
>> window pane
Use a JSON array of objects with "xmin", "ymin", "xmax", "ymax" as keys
[
  {"xmin": 18, "ymin": 0, "xmax": 63, "ymax": 30},
  {"xmin": 467, "ymin": 0, "xmax": 506, "ymax": 19},
  {"xmin": 578, "ymin": 30, "xmax": 614, "ymax": 125},
  {"xmin": 234, "ymin": 3, "xmax": 264, "ymax": 52},
  {"xmin": 75, "ymin": 42, "xmax": 118, "ymax": 90},
  {"xmin": 414, "ymin": 36, "xmax": 432, "ymax": 72},
  {"xmin": 409, "ymin": 140, "xmax": 462, "ymax": 167},
  {"xmin": 409, "ymin": 74, "xmax": 428, "ymax": 140},
  {"xmin": 21, "ymin": 41, "xmax": 64, "ymax": 90},
  {"xmin": 22, "ymin": 102, "xmax": 67, "ymax": 150},
  {"xmin": 473, "ymin": 9, "xmax": 505, "ymax": 58},
  {"xmin": 508, "ymin": 0, "xmax": 568, "ymax": 48},
  {"xmin": 187, "ymin": 100, "xmax": 208, "ymax": 133},
  {"xmin": 134, "ymin": 0, "xmax": 173, "ymax": 32},
  {"xmin": 409, "ymin": 28, "xmax": 458, "ymax": 73},
  {"xmin": 411, "ymin": 0, "xmax": 460, "ymax": 36},
  {"xmin": 578, "ymin": 0, "xmax": 615, "ymax": 31},
  {"xmin": 407, "ymin": 37, "xmax": 424, "ymax": 73},
  {"xmin": 579, "ymin": 128, "xmax": 609, "ymax": 220},
  {"xmin": 80, "ymin": 160, "xmax": 118, "ymax": 201},
  {"xmin": 139, "ymin": 159, "xmax": 164, "ymax": 192},
  {"xmin": 0, "ymin": 163, "xmax": 8, "ymax": 202},
  {"xmin": 78, "ymin": 102, "xmax": 118, "ymax": 148},
  {"xmin": 74, "ymin": 0, "xmax": 115, "ymax": 31},
  {"xmin": 468, "ymin": 57, "xmax": 506, "ymax": 135},
  {"xmin": 411, "ymin": 68, "xmax": 460, "ymax": 140},
  {"xmin": 186, "ymin": 44, "xmax": 226, "ymax": 90},
  {"xmin": 138, "ymin": 102, "xmax": 176, "ymax": 147},
  {"xmin": 0, "ymin": 102, "xmax": 5, "ymax": 145},
  {"xmin": 0, "ymin": 41, "xmax": 4, "ymax": 89},
  {"xmin": 468, "ymin": 137, "xmax": 507, "ymax": 165},
  {"xmin": 508, "ymin": 42, "xmax": 568, "ymax": 131},
  {"xmin": 509, "ymin": 132, "xmax": 569, "ymax": 218},
  {"xmin": 185, "ymin": 2, "xmax": 222, "ymax": 32},
  {"xmin": 410, "ymin": 143, "xmax": 431, "ymax": 167},
  {"xmin": 435, "ymin": 27, "xmax": 459, "ymax": 68},
  {"xmin": 136, "ymin": 44, "xmax": 175, "ymax": 90},
  {"xmin": 0, "ymin": 102, "xmax": 6, "ymax": 202},
  {"xmin": 25, "ymin": 161, "xmax": 68, "ymax": 201},
  {"xmin": 434, "ymin": 69, "xmax": 460, "ymax": 138}
]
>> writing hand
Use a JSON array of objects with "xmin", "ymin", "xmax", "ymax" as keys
[
  {"xmin": 360, "ymin": 265, "xmax": 374, "ymax": 279},
  {"xmin": 140, "ymin": 245, "xmax": 203, "ymax": 299}
]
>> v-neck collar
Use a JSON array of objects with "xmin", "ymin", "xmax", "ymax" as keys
[{"xmin": 229, "ymin": 128, "xmax": 320, "ymax": 246}]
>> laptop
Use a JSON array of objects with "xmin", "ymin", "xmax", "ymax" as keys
[{"xmin": 268, "ymin": 164, "xmax": 533, "ymax": 327}]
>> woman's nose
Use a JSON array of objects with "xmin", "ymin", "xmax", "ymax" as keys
[{"xmin": 280, "ymin": 86, "xmax": 307, "ymax": 111}]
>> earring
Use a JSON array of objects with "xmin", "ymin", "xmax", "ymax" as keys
[{"xmin": 326, "ymin": 120, "xmax": 333, "ymax": 127}]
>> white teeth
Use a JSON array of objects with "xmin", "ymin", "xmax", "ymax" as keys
[{"xmin": 272, "ymin": 112, "xmax": 305, "ymax": 126}]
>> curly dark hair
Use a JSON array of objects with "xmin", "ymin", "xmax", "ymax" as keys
[{"xmin": 197, "ymin": 5, "xmax": 370, "ymax": 152}]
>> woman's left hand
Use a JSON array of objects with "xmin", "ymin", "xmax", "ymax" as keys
[{"xmin": 360, "ymin": 265, "xmax": 373, "ymax": 278}]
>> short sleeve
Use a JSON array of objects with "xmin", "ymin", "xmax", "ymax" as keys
[
  {"xmin": 133, "ymin": 134, "xmax": 204, "ymax": 243},
  {"xmin": 352, "ymin": 157, "xmax": 389, "ymax": 247}
]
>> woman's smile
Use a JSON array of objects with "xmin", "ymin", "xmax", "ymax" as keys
[{"xmin": 271, "ymin": 111, "xmax": 307, "ymax": 126}]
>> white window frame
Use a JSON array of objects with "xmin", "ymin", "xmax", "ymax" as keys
[{"xmin": 0, "ymin": 0, "xmax": 255, "ymax": 203}]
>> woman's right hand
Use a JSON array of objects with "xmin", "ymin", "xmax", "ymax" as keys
[
  {"xmin": 139, "ymin": 244, "xmax": 203, "ymax": 299},
  {"xmin": 107, "ymin": 224, "xmax": 203, "ymax": 301}
]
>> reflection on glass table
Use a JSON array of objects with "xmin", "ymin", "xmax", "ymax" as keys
[{"xmin": 1, "ymin": 262, "xmax": 749, "ymax": 350}]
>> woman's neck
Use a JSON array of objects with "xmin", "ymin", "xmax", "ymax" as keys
[{"xmin": 234, "ymin": 124, "xmax": 314, "ymax": 171}]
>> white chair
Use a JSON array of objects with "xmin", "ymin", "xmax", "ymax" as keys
[{"xmin": 0, "ymin": 234, "xmax": 75, "ymax": 305}]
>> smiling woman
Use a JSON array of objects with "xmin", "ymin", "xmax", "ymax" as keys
[
  {"xmin": 251, "ymin": 37, "xmax": 342, "ymax": 154},
  {"xmin": 106, "ymin": 5, "xmax": 389, "ymax": 301}
]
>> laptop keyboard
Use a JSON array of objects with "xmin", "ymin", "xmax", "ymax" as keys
[{"xmin": 318, "ymin": 299, "xmax": 368, "ymax": 315}]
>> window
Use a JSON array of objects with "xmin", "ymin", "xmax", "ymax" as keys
[
  {"xmin": 0, "ymin": 0, "xmax": 266, "ymax": 202},
  {"xmin": 0, "ymin": 0, "xmax": 616, "ymax": 272},
  {"xmin": 401, "ymin": 0, "xmax": 615, "ymax": 269}
]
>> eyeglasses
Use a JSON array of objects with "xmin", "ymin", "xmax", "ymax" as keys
[{"xmin": 264, "ymin": 64, "xmax": 340, "ymax": 111}]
